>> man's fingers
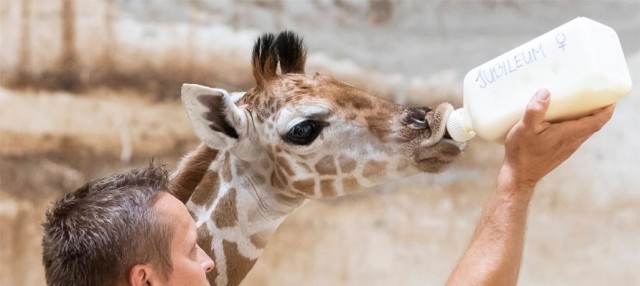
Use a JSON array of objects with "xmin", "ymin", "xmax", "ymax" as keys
[
  {"xmin": 557, "ymin": 104, "xmax": 615, "ymax": 139},
  {"xmin": 592, "ymin": 104, "xmax": 615, "ymax": 125},
  {"xmin": 522, "ymin": 89, "xmax": 551, "ymax": 129},
  {"xmin": 575, "ymin": 104, "xmax": 615, "ymax": 134}
]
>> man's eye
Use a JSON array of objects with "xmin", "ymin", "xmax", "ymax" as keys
[{"xmin": 284, "ymin": 120, "xmax": 326, "ymax": 145}]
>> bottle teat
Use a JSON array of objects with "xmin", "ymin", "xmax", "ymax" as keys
[{"xmin": 446, "ymin": 108, "xmax": 476, "ymax": 142}]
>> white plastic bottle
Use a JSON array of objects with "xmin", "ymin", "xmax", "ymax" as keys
[{"xmin": 446, "ymin": 17, "xmax": 633, "ymax": 144}]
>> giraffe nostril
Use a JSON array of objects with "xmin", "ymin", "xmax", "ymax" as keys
[
  {"xmin": 409, "ymin": 107, "xmax": 428, "ymax": 120},
  {"xmin": 406, "ymin": 107, "xmax": 431, "ymax": 128}
]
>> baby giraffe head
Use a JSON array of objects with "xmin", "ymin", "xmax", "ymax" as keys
[{"xmin": 182, "ymin": 31, "xmax": 464, "ymax": 199}]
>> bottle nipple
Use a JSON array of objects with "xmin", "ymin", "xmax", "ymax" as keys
[{"xmin": 446, "ymin": 108, "xmax": 476, "ymax": 142}]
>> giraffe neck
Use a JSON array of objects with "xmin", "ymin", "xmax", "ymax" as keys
[{"xmin": 172, "ymin": 144, "xmax": 304, "ymax": 286}]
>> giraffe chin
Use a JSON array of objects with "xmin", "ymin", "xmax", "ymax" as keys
[{"xmin": 413, "ymin": 140, "xmax": 464, "ymax": 173}]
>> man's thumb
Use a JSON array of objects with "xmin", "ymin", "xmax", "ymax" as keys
[{"xmin": 522, "ymin": 89, "xmax": 551, "ymax": 127}]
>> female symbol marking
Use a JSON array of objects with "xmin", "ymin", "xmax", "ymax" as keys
[{"xmin": 556, "ymin": 33, "xmax": 567, "ymax": 51}]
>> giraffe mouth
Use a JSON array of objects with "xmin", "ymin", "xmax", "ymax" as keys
[
  {"xmin": 415, "ymin": 139, "xmax": 463, "ymax": 172},
  {"xmin": 420, "ymin": 102, "xmax": 464, "ymax": 149},
  {"xmin": 409, "ymin": 102, "xmax": 465, "ymax": 173}
]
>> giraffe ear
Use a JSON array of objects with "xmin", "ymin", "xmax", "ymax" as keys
[{"xmin": 181, "ymin": 84, "xmax": 247, "ymax": 151}]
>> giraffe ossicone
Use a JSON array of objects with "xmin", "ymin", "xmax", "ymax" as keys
[{"xmin": 170, "ymin": 30, "xmax": 466, "ymax": 286}]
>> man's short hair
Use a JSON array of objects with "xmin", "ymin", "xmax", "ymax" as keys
[{"xmin": 42, "ymin": 163, "xmax": 175, "ymax": 286}]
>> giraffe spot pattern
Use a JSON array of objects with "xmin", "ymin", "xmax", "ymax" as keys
[
  {"xmin": 235, "ymin": 159, "xmax": 251, "ymax": 177},
  {"xmin": 169, "ymin": 145, "xmax": 218, "ymax": 204},
  {"xmin": 315, "ymin": 155, "xmax": 337, "ymax": 175},
  {"xmin": 292, "ymin": 178, "xmax": 316, "ymax": 196},
  {"xmin": 335, "ymin": 94, "xmax": 374, "ymax": 110},
  {"xmin": 213, "ymin": 188, "xmax": 238, "ymax": 228},
  {"xmin": 363, "ymin": 160, "xmax": 387, "ymax": 179},
  {"xmin": 342, "ymin": 176, "xmax": 360, "ymax": 193},
  {"xmin": 365, "ymin": 112, "xmax": 393, "ymax": 139},
  {"xmin": 222, "ymin": 240, "xmax": 257, "ymax": 286},
  {"xmin": 251, "ymin": 173, "xmax": 267, "ymax": 185},
  {"xmin": 190, "ymin": 171, "xmax": 220, "ymax": 208},
  {"xmin": 320, "ymin": 179, "xmax": 337, "ymax": 197},
  {"xmin": 250, "ymin": 231, "xmax": 268, "ymax": 249},
  {"xmin": 338, "ymin": 155, "xmax": 357, "ymax": 173}
]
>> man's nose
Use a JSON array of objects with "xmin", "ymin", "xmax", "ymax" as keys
[{"xmin": 199, "ymin": 247, "xmax": 215, "ymax": 273}]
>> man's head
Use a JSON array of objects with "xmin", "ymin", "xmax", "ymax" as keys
[{"xmin": 42, "ymin": 164, "xmax": 214, "ymax": 286}]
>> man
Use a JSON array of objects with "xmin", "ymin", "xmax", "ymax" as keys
[
  {"xmin": 42, "ymin": 89, "xmax": 613, "ymax": 286},
  {"xmin": 41, "ymin": 164, "xmax": 215, "ymax": 286}
]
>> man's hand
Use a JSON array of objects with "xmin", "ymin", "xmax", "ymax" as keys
[{"xmin": 502, "ymin": 88, "xmax": 615, "ymax": 189}]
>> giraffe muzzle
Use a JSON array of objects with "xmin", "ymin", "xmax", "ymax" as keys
[
  {"xmin": 405, "ymin": 102, "xmax": 466, "ymax": 173},
  {"xmin": 417, "ymin": 102, "xmax": 463, "ymax": 148}
]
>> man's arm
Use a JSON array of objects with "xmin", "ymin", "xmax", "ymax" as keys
[{"xmin": 446, "ymin": 89, "xmax": 615, "ymax": 286}]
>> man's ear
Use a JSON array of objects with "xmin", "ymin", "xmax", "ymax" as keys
[
  {"xmin": 129, "ymin": 264, "xmax": 159, "ymax": 286},
  {"xmin": 181, "ymin": 84, "xmax": 247, "ymax": 151}
]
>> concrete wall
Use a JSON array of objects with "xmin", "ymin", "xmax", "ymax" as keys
[{"xmin": 1, "ymin": 1, "xmax": 638, "ymax": 285}]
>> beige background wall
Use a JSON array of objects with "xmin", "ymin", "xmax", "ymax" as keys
[{"xmin": 1, "ymin": 1, "xmax": 639, "ymax": 285}]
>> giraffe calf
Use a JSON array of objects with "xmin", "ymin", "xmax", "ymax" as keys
[{"xmin": 170, "ymin": 31, "xmax": 465, "ymax": 286}]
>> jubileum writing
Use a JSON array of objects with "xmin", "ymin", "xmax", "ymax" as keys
[{"xmin": 475, "ymin": 43, "xmax": 547, "ymax": 88}]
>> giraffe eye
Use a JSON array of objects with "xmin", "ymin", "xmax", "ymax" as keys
[{"xmin": 285, "ymin": 120, "xmax": 326, "ymax": 145}]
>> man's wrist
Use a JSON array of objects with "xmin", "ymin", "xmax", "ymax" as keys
[{"xmin": 497, "ymin": 165, "xmax": 536, "ymax": 202}]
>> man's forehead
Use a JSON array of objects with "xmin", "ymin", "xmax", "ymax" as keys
[{"xmin": 153, "ymin": 192, "xmax": 195, "ymax": 234}]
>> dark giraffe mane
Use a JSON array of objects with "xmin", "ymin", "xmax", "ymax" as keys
[
  {"xmin": 252, "ymin": 31, "xmax": 307, "ymax": 90},
  {"xmin": 276, "ymin": 31, "xmax": 306, "ymax": 74}
]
